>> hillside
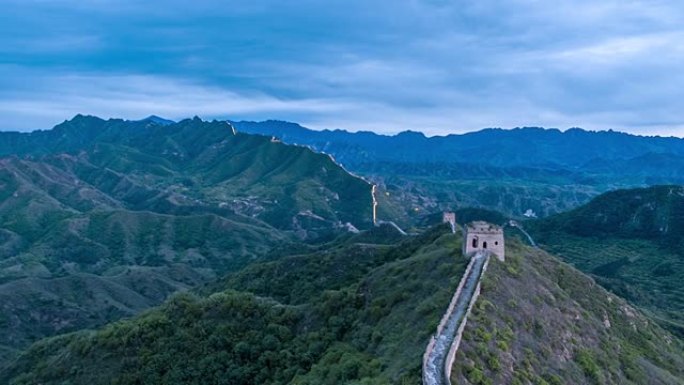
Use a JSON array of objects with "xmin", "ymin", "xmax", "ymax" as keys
[
  {"xmin": 234, "ymin": 120, "xmax": 684, "ymax": 218},
  {"xmin": 528, "ymin": 185, "xmax": 684, "ymax": 332},
  {"xmin": 529, "ymin": 185, "xmax": 684, "ymax": 245},
  {"xmin": 452, "ymin": 240, "xmax": 684, "ymax": 385},
  {"xmin": 0, "ymin": 225, "xmax": 466, "ymax": 384},
  {"xmin": 0, "ymin": 115, "xmax": 375, "ymax": 364},
  {"xmin": 3, "ymin": 227, "xmax": 683, "ymax": 385}
]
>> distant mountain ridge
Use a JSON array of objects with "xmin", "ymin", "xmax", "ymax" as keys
[
  {"xmin": 10, "ymin": 117, "xmax": 684, "ymax": 173},
  {"xmin": 232, "ymin": 120, "xmax": 684, "ymax": 170},
  {"xmin": 232, "ymin": 119, "xmax": 684, "ymax": 221}
]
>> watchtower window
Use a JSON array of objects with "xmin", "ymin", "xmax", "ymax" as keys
[
  {"xmin": 483, "ymin": 241, "xmax": 488, "ymax": 249},
  {"xmin": 495, "ymin": 241, "xmax": 498, "ymax": 245},
  {"xmin": 472, "ymin": 238, "xmax": 478, "ymax": 248}
]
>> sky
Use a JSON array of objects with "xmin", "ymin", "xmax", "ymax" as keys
[{"xmin": 1, "ymin": 0, "xmax": 684, "ymax": 136}]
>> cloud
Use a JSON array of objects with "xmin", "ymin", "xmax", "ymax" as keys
[
  {"xmin": 0, "ymin": 71, "xmax": 355, "ymax": 130},
  {"xmin": 1, "ymin": 0, "xmax": 684, "ymax": 137}
]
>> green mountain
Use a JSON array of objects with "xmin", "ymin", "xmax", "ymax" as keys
[
  {"xmin": 0, "ymin": 116, "xmax": 375, "ymax": 240},
  {"xmin": 0, "ymin": 116, "xmax": 375, "ymax": 363},
  {"xmin": 528, "ymin": 185, "xmax": 684, "ymax": 332},
  {"xmin": 3, "ymin": 226, "xmax": 682, "ymax": 385},
  {"xmin": 3, "ymin": 117, "xmax": 683, "ymax": 384},
  {"xmin": 452, "ymin": 241, "xmax": 684, "ymax": 385},
  {"xmin": 0, "ymin": 225, "xmax": 464, "ymax": 384}
]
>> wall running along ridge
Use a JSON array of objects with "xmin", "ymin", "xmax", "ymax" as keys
[
  {"xmin": 372, "ymin": 184, "xmax": 378, "ymax": 225},
  {"xmin": 444, "ymin": 254, "xmax": 490, "ymax": 381},
  {"xmin": 423, "ymin": 251, "xmax": 490, "ymax": 385}
]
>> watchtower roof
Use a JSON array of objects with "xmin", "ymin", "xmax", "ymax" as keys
[{"xmin": 466, "ymin": 221, "xmax": 502, "ymax": 234}]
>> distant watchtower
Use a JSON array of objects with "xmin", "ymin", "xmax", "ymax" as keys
[
  {"xmin": 442, "ymin": 212, "xmax": 456, "ymax": 233},
  {"xmin": 463, "ymin": 221, "xmax": 504, "ymax": 261}
]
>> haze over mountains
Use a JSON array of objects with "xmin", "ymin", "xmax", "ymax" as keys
[{"xmin": 16, "ymin": 116, "xmax": 684, "ymax": 178}]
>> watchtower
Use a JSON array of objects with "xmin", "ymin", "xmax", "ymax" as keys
[
  {"xmin": 463, "ymin": 221, "xmax": 504, "ymax": 261},
  {"xmin": 442, "ymin": 212, "xmax": 456, "ymax": 233}
]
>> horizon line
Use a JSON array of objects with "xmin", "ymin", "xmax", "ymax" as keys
[{"xmin": 1, "ymin": 113, "xmax": 683, "ymax": 140}]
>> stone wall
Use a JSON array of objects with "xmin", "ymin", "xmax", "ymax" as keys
[
  {"xmin": 423, "ymin": 252, "xmax": 490, "ymax": 385},
  {"xmin": 437, "ymin": 253, "xmax": 479, "ymax": 336},
  {"xmin": 422, "ymin": 253, "xmax": 480, "ymax": 384},
  {"xmin": 443, "ymin": 254, "xmax": 490, "ymax": 382}
]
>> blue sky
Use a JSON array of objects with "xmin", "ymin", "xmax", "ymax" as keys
[{"xmin": 2, "ymin": 0, "xmax": 684, "ymax": 136}]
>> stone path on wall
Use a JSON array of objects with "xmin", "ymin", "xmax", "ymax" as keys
[{"xmin": 423, "ymin": 251, "xmax": 488, "ymax": 385}]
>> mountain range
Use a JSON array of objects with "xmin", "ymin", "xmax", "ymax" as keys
[
  {"xmin": 231, "ymin": 120, "xmax": 684, "ymax": 171},
  {"xmin": 0, "ymin": 115, "xmax": 374, "ymax": 363},
  {"xmin": 233, "ymin": 120, "xmax": 684, "ymax": 219},
  {"xmin": 1, "ymin": 116, "xmax": 684, "ymax": 384}
]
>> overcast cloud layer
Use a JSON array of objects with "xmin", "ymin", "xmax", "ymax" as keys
[{"xmin": 2, "ymin": 0, "xmax": 684, "ymax": 136}]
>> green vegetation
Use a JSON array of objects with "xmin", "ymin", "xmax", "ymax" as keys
[
  {"xmin": 452, "ymin": 238, "xmax": 684, "ymax": 385},
  {"xmin": 1, "ymin": 226, "xmax": 468, "ymax": 384},
  {"xmin": 529, "ymin": 185, "xmax": 684, "ymax": 332},
  {"xmin": 3, "ymin": 225, "xmax": 684, "ymax": 385},
  {"xmin": 236, "ymin": 120, "xmax": 684, "ymax": 220},
  {"xmin": 531, "ymin": 185, "xmax": 684, "ymax": 249},
  {"xmin": 0, "ymin": 115, "xmax": 377, "ymax": 363},
  {"xmin": 369, "ymin": 170, "xmax": 608, "ymax": 223},
  {"xmin": 3, "ymin": 117, "xmax": 684, "ymax": 384}
]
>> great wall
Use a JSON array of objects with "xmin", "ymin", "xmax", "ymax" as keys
[
  {"xmin": 508, "ymin": 220, "xmax": 537, "ymax": 248},
  {"xmin": 422, "ymin": 219, "xmax": 506, "ymax": 385},
  {"xmin": 368, "ymin": 188, "xmax": 506, "ymax": 385},
  {"xmin": 423, "ymin": 250, "xmax": 490, "ymax": 385},
  {"xmin": 420, "ymin": 216, "xmax": 540, "ymax": 384}
]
